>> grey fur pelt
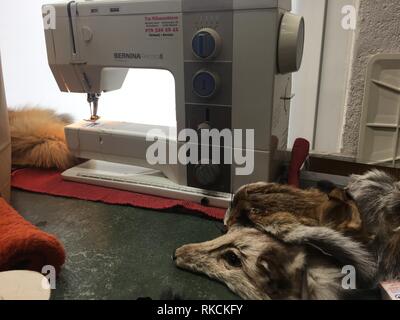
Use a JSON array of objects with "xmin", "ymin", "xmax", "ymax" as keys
[{"xmin": 347, "ymin": 170, "xmax": 400, "ymax": 281}]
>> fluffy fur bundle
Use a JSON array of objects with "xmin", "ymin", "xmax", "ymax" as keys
[
  {"xmin": 8, "ymin": 108, "xmax": 77, "ymax": 170},
  {"xmin": 176, "ymin": 174, "xmax": 400, "ymax": 300},
  {"xmin": 224, "ymin": 183, "xmax": 367, "ymax": 241},
  {"xmin": 347, "ymin": 170, "xmax": 400, "ymax": 280},
  {"xmin": 175, "ymin": 182, "xmax": 378, "ymax": 300}
]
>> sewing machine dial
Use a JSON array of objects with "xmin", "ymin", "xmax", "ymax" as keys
[
  {"xmin": 192, "ymin": 28, "xmax": 222, "ymax": 59},
  {"xmin": 192, "ymin": 70, "xmax": 220, "ymax": 98},
  {"xmin": 195, "ymin": 164, "xmax": 221, "ymax": 187}
]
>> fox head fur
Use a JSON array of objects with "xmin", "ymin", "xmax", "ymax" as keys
[
  {"xmin": 175, "ymin": 181, "xmax": 382, "ymax": 300},
  {"xmin": 175, "ymin": 224, "xmax": 376, "ymax": 300},
  {"xmin": 224, "ymin": 182, "xmax": 367, "ymax": 241},
  {"xmin": 347, "ymin": 170, "xmax": 400, "ymax": 235}
]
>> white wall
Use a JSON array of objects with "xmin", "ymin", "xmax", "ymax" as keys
[
  {"xmin": 341, "ymin": 0, "xmax": 400, "ymax": 157},
  {"xmin": 290, "ymin": 0, "xmax": 356, "ymax": 154},
  {"xmin": 314, "ymin": 0, "xmax": 357, "ymax": 153},
  {"xmin": 289, "ymin": 0, "xmax": 327, "ymax": 149},
  {"xmin": 0, "ymin": 0, "xmax": 176, "ymax": 126}
]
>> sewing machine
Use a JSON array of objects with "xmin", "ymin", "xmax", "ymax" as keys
[{"xmin": 43, "ymin": 0, "xmax": 304, "ymax": 208}]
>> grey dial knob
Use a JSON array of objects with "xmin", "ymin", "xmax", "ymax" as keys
[{"xmin": 195, "ymin": 164, "xmax": 221, "ymax": 187}]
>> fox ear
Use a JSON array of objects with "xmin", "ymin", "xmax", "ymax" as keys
[
  {"xmin": 225, "ymin": 197, "xmax": 260, "ymax": 228},
  {"xmin": 281, "ymin": 225, "xmax": 377, "ymax": 285},
  {"xmin": 319, "ymin": 188, "xmax": 363, "ymax": 233}
]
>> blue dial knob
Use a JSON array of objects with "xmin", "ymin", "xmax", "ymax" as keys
[
  {"xmin": 192, "ymin": 28, "xmax": 221, "ymax": 59},
  {"xmin": 192, "ymin": 71, "xmax": 220, "ymax": 98}
]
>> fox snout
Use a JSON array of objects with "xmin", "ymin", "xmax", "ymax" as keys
[
  {"xmin": 173, "ymin": 244, "xmax": 206, "ymax": 270},
  {"xmin": 172, "ymin": 228, "xmax": 303, "ymax": 300}
]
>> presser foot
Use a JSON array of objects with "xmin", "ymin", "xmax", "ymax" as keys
[
  {"xmin": 84, "ymin": 115, "xmax": 101, "ymax": 123},
  {"xmin": 89, "ymin": 115, "xmax": 101, "ymax": 122}
]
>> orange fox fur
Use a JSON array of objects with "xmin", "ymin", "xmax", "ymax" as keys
[{"xmin": 8, "ymin": 108, "xmax": 77, "ymax": 170}]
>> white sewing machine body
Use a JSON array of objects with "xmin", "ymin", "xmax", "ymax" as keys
[{"xmin": 44, "ymin": 0, "xmax": 304, "ymax": 208}]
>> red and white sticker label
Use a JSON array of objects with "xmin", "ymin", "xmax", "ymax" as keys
[
  {"xmin": 145, "ymin": 15, "xmax": 180, "ymax": 39},
  {"xmin": 381, "ymin": 281, "xmax": 400, "ymax": 300}
]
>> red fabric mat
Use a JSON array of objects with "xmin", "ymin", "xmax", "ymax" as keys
[{"xmin": 11, "ymin": 169, "xmax": 225, "ymax": 220}]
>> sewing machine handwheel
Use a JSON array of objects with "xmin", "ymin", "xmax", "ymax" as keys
[
  {"xmin": 195, "ymin": 164, "xmax": 221, "ymax": 187},
  {"xmin": 278, "ymin": 13, "xmax": 305, "ymax": 74}
]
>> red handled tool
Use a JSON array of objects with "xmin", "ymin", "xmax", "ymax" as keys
[{"xmin": 288, "ymin": 138, "xmax": 310, "ymax": 188}]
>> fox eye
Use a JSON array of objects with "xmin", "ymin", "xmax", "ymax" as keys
[{"xmin": 223, "ymin": 251, "xmax": 242, "ymax": 268}]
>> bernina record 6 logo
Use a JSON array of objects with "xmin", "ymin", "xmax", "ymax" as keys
[
  {"xmin": 114, "ymin": 52, "xmax": 164, "ymax": 61},
  {"xmin": 114, "ymin": 52, "xmax": 142, "ymax": 60}
]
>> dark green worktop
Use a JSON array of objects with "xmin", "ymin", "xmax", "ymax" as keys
[{"xmin": 11, "ymin": 190, "xmax": 239, "ymax": 300}]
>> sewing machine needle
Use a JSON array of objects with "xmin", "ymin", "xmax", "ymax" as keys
[
  {"xmin": 87, "ymin": 93, "xmax": 101, "ymax": 122},
  {"xmin": 91, "ymin": 99, "xmax": 100, "ymax": 121}
]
